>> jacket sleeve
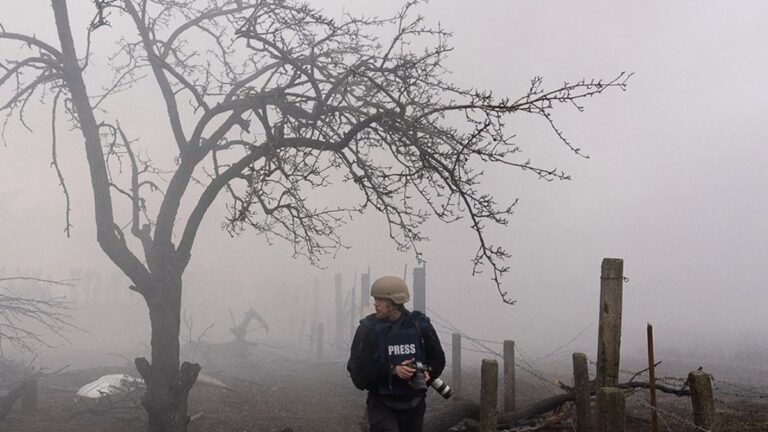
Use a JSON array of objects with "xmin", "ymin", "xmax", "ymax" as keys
[
  {"xmin": 422, "ymin": 321, "xmax": 446, "ymax": 381},
  {"xmin": 347, "ymin": 324, "xmax": 391, "ymax": 391}
]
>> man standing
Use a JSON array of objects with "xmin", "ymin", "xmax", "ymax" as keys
[{"xmin": 347, "ymin": 275, "xmax": 446, "ymax": 432}]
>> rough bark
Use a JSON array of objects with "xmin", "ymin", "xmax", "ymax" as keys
[
  {"xmin": 52, "ymin": 6, "xmax": 198, "ymax": 430},
  {"xmin": 134, "ymin": 272, "xmax": 200, "ymax": 432}
]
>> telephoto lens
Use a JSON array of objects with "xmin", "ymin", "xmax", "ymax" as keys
[{"xmin": 429, "ymin": 378, "xmax": 453, "ymax": 399}]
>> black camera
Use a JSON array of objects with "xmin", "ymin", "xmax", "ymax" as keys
[{"xmin": 411, "ymin": 362, "xmax": 453, "ymax": 399}]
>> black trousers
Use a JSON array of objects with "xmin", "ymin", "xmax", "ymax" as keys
[{"xmin": 367, "ymin": 395, "xmax": 426, "ymax": 432}]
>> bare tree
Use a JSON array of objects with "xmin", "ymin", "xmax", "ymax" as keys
[
  {"xmin": 0, "ymin": 277, "xmax": 73, "ymax": 423},
  {"xmin": 0, "ymin": 277, "xmax": 73, "ymax": 355},
  {"xmin": 0, "ymin": 0, "xmax": 629, "ymax": 430}
]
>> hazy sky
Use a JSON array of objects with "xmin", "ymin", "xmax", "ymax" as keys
[{"xmin": 1, "ymin": 1, "xmax": 767, "ymax": 361}]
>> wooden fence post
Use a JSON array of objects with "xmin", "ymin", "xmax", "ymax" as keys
[
  {"xmin": 597, "ymin": 258, "xmax": 624, "ymax": 387},
  {"xmin": 688, "ymin": 370, "xmax": 715, "ymax": 431},
  {"xmin": 597, "ymin": 387, "xmax": 625, "ymax": 432},
  {"xmin": 647, "ymin": 323, "xmax": 658, "ymax": 432},
  {"xmin": 412, "ymin": 266, "xmax": 426, "ymax": 312},
  {"xmin": 360, "ymin": 271, "xmax": 370, "ymax": 309},
  {"xmin": 350, "ymin": 272, "xmax": 357, "ymax": 342},
  {"xmin": 480, "ymin": 359, "xmax": 498, "ymax": 432},
  {"xmin": 335, "ymin": 273, "xmax": 343, "ymax": 349},
  {"xmin": 452, "ymin": 333, "xmax": 462, "ymax": 397},
  {"xmin": 21, "ymin": 379, "xmax": 37, "ymax": 415},
  {"xmin": 572, "ymin": 353, "xmax": 591, "ymax": 432},
  {"xmin": 503, "ymin": 340, "xmax": 516, "ymax": 413}
]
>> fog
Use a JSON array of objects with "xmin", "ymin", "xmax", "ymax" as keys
[{"xmin": 1, "ymin": 0, "xmax": 767, "ymax": 383}]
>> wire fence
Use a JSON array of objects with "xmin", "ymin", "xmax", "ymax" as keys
[
  {"xmin": 431, "ymin": 312, "xmax": 768, "ymax": 427},
  {"xmin": 426, "ymin": 307, "xmax": 561, "ymax": 393},
  {"xmin": 298, "ymin": 297, "xmax": 768, "ymax": 427},
  {"xmin": 424, "ymin": 308, "xmax": 768, "ymax": 430},
  {"xmin": 633, "ymin": 396, "xmax": 712, "ymax": 432}
]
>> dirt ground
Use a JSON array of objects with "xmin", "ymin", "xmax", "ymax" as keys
[
  {"xmin": 2, "ymin": 350, "xmax": 371, "ymax": 432},
  {"xmin": 2, "ymin": 346, "xmax": 767, "ymax": 432}
]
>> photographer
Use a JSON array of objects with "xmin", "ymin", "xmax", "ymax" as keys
[{"xmin": 347, "ymin": 276, "xmax": 446, "ymax": 432}]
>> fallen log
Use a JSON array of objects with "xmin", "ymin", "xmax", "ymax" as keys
[
  {"xmin": 616, "ymin": 381, "xmax": 690, "ymax": 396},
  {"xmin": 558, "ymin": 376, "xmax": 690, "ymax": 398},
  {"xmin": 444, "ymin": 378, "xmax": 690, "ymax": 431},
  {"xmin": 498, "ymin": 393, "xmax": 572, "ymax": 427},
  {"xmin": 424, "ymin": 398, "xmax": 479, "ymax": 432},
  {"xmin": 440, "ymin": 395, "xmax": 574, "ymax": 432}
]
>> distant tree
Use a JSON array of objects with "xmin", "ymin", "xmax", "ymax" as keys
[
  {"xmin": 0, "ymin": 277, "xmax": 73, "ymax": 354},
  {"xmin": 0, "ymin": 1, "xmax": 629, "ymax": 430},
  {"xmin": 0, "ymin": 276, "xmax": 73, "ymax": 424}
]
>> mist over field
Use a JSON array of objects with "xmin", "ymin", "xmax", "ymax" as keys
[{"xmin": 1, "ymin": 1, "xmax": 767, "ymax": 431}]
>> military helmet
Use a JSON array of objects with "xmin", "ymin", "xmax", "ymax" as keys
[{"xmin": 370, "ymin": 275, "xmax": 410, "ymax": 305}]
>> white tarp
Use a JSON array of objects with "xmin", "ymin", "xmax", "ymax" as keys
[{"xmin": 75, "ymin": 374, "xmax": 145, "ymax": 402}]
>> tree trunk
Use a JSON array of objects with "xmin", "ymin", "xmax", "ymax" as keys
[{"xmin": 135, "ymin": 272, "xmax": 200, "ymax": 432}]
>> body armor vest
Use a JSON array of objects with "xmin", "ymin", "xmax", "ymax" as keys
[{"xmin": 361, "ymin": 311, "xmax": 426, "ymax": 398}]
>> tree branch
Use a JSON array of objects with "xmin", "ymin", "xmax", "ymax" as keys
[
  {"xmin": 124, "ymin": 0, "xmax": 189, "ymax": 153},
  {"xmin": 51, "ymin": 0, "xmax": 150, "ymax": 286}
]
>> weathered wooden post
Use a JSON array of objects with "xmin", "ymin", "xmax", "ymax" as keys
[
  {"xmin": 479, "ymin": 359, "xmax": 498, "ymax": 432},
  {"xmin": 688, "ymin": 370, "xmax": 715, "ymax": 431},
  {"xmin": 452, "ymin": 333, "xmax": 462, "ymax": 397},
  {"xmin": 503, "ymin": 340, "xmax": 516, "ymax": 413},
  {"xmin": 316, "ymin": 323, "xmax": 324, "ymax": 360},
  {"xmin": 21, "ymin": 379, "xmax": 37, "ymax": 415},
  {"xmin": 597, "ymin": 387, "xmax": 625, "ymax": 432},
  {"xmin": 335, "ymin": 273, "xmax": 343, "ymax": 348},
  {"xmin": 647, "ymin": 323, "xmax": 658, "ymax": 432},
  {"xmin": 572, "ymin": 353, "xmax": 591, "ymax": 432},
  {"xmin": 350, "ymin": 270, "xmax": 357, "ymax": 341},
  {"xmin": 360, "ymin": 270, "xmax": 370, "ymax": 310},
  {"xmin": 412, "ymin": 266, "xmax": 426, "ymax": 312},
  {"xmin": 597, "ymin": 258, "xmax": 624, "ymax": 387}
]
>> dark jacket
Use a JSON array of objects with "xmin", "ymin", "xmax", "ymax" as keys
[{"xmin": 347, "ymin": 310, "xmax": 445, "ymax": 400}]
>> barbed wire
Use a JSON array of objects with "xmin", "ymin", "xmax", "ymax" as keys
[
  {"xmin": 712, "ymin": 377, "xmax": 768, "ymax": 400},
  {"xmin": 512, "ymin": 344, "xmax": 561, "ymax": 394},
  {"xmin": 332, "ymin": 303, "xmax": 768, "ymax": 411},
  {"xmin": 713, "ymin": 396, "xmax": 758, "ymax": 413},
  {"xmin": 409, "ymin": 312, "xmax": 547, "ymax": 400},
  {"xmin": 659, "ymin": 376, "xmax": 687, "ymax": 383},
  {"xmin": 427, "ymin": 309, "xmax": 559, "ymax": 394},
  {"xmin": 438, "ymin": 337, "xmax": 507, "ymax": 356},
  {"xmin": 534, "ymin": 324, "xmax": 593, "ymax": 362},
  {"xmin": 635, "ymin": 398, "xmax": 712, "ymax": 432}
]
